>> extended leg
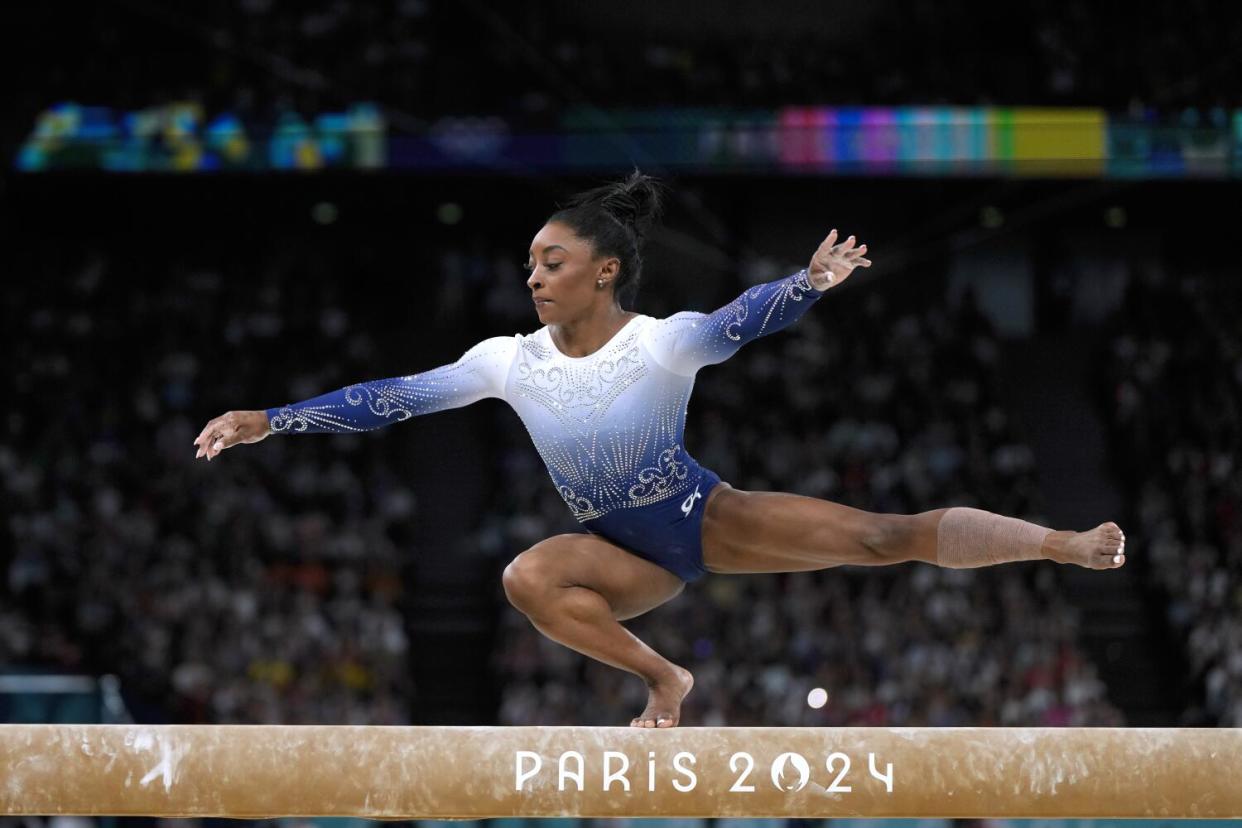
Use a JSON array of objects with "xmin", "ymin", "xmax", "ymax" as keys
[
  {"xmin": 933, "ymin": 506, "xmax": 1125, "ymax": 569},
  {"xmin": 700, "ymin": 486, "xmax": 1126, "ymax": 574},
  {"xmin": 502, "ymin": 533, "xmax": 694, "ymax": 727}
]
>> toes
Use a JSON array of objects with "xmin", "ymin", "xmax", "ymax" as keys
[
  {"xmin": 1095, "ymin": 525, "xmax": 1125, "ymax": 559},
  {"xmin": 1097, "ymin": 522, "xmax": 1123, "ymax": 543}
]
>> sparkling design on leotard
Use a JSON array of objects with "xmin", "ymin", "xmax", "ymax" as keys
[
  {"xmin": 627, "ymin": 445, "xmax": 690, "ymax": 500},
  {"xmin": 267, "ymin": 339, "xmax": 511, "ymax": 432},
  {"xmin": 515, "ymin": 328, "xmax": 647, "ymax": 421},
  {"xmin": 266, "ymin": 269, "xmax": 824, "ymax": 522}
]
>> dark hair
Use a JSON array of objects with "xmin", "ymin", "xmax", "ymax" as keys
[{"xmin": 547, "ymin": 171, "xmax": 664, "ymax": 308}]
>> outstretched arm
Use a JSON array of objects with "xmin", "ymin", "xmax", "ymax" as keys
[
  {"xmin": 266, "ymin": 335, "xmax": 516, "ymax": 433},
  {"xmin": 193, "ymin": 336, "xmax": 516, "ymax": 460},
  {"xmin": 645, "ymin": 229, "xmax": 870, "ymax": 376}
]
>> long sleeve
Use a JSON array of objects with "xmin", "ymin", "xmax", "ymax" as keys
[
  {"xmin": 644, "ymin": 268, "xmax": 824, "ymax": 376},
  {"xmin": 266, "ymin": 335, "xmax": 516, "ymax": 434}
]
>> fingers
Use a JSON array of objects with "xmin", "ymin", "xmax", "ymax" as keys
[
  {"xmin": 845, "ymin": 243, "xmax": 868, "ymax": 264},
  {"xmin": 829, "ymin": 239, "xmax": 873, "ymax": 267},
  {"xmin": 195, "ymin": 431, "xmax": 222, "ymax": 461},
  {"xmin": 828, "ymin": 234, "xmax": 868, "ymax": 258},
  {"xmin": 815, "ymin": 231, "xmax": 873, "ymax": 279},
  {"xmin": 193, "ymin": 420, "xmax": 219, "ymax": 460},
  {"xmin": 852, "ymin": 242, "xmax": 871, "ymax": 267},
  {"xmin": 193, "ymin": 419, "xmax": 218, "ymax": 451},
  {"xmin": 194, "ymin": 414, "xmax": 235, "ymax": 461}
]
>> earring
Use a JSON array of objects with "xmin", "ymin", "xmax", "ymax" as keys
[{"xmin": 597, "ymin": 279, "xmax": 605, "ymax": 288}]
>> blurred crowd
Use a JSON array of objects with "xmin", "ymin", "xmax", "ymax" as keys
[
  {"xmin": 1097, "ymin": 264, "xmax": 1242, "ymax": 725},
  {"xmin": 22, "ymin": 0, "xmax": 1240, "ymax": 130},
  {"xmin": 1, "ymin": 231, "xmax": 1125, "ymax": 728},
  {"xmin": 481, "ymin": 257, "xmax": 1123, "ymax": 727},
  {"xmin": 2, "ymin": 241, "xmax": 423, "ymax": 724}
]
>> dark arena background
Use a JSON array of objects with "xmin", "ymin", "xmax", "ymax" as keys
[{"xmin": 4, "ymin": 1, "xmax": 1242, "ymax": 827}]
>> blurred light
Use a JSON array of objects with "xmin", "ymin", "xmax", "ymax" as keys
[
  {"xmin": 437, "ymin": 202, "xmax": 464, "ymax": 225},
  {"xmin": 807, "ymin": 687, "xmax": 828, "ymax": 709},
  {"xmin": 312, "ymin": 202, "xmax": 339, "ymax": 225},
  {"xmin": 1105, "ymin": 206, "xmax": 1127, "ymax": 228},
  {"xmin": 980, "ymin": 206, "xmax": 1004, "ymax": 229}
]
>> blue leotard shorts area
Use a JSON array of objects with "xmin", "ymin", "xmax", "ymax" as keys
[{"xmin": 580, "ymin": 465, "xmax": 726, "ymax": 583}]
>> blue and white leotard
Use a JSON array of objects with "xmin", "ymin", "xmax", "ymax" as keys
[{"xmin": 267, "ymin": 269, "xmax": 825, "ymax": 581}]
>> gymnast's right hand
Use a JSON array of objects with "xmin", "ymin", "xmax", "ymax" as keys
[{"xmin": 193, "ymin": 410, "xmax": 271, "ymax": 461}]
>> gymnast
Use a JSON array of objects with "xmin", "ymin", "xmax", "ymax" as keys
[{"xmin": 193, "ymin": 172, "xmax": 1127, "ymax": 729}]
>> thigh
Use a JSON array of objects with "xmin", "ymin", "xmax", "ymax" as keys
[
  {"xmin": 700, "ymin": 486, "xmax": 889, "ymax": 574},
  {"xmin": 509, "ymin": 533, "xmax": 687, "ymax": 621}
]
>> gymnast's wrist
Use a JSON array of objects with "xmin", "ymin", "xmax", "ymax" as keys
[{"xmin": 805, "ymin": 267, "xmax": 834, "ymax": 292}]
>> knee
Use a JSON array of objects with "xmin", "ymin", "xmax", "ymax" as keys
[
  {"xmin": 502, "ymin": 553, "xmax": 547, "ymax": 615},
  {"xmin": 503, "ymin": 537, "xmax": 576, "ymax": 615}
]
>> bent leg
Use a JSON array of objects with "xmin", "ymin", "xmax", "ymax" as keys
[
  {"xmin": 700, "ymin": 487, "xmax": 1127, "ymax": 574},
  {"xmin": 502, "ymin": 533, "xmax": 694, "ymax": 727}
]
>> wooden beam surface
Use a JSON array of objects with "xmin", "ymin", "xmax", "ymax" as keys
[{"xmin": 2, "ymin": 725, "xmax": 1240, "ymax": 818}]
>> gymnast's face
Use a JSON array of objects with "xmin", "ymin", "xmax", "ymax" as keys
[{"xmin": 525, "ymin": 221, "xmax": 620, "ymax": 323}]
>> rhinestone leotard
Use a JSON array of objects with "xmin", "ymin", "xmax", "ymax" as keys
[{"xmin": 267, "ymin": 269, "xmax": 824, "ymax": 535}]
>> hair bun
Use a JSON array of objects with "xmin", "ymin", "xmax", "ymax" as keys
[
  {"xmin": 603, "ymin": 171, "xmax": 664, "ymax": 243},
  {"xmin": 564, "ymin": 170, "xmax": 664, "ymax": 243}
]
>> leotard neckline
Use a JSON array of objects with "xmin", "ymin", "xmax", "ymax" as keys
[{"xmin": 545, "ymin": 314, "xmax": 646, "ymax": 361}]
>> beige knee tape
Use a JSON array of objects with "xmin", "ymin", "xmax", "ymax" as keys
[{"xmin": 935, "ymin": 507, "xmax": 1051, "ymax": 568}]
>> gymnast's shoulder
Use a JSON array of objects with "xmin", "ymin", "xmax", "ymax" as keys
[{"xmin": 456, "ymin": 332, "xmax": 521, "ymax": 364}]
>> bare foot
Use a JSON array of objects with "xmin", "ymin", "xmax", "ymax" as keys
[
  {"xmin": 631, "ymin": 665, "xmax": 694, "ymax": 728},
  {"xmin": 1045, "ymin": 522, "xmax": 1126, "ymax": 569}
]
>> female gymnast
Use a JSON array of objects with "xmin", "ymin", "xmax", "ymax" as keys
[{"xmin": 193, "ymin": 172, "xmax": 1126, "ymax": 729}]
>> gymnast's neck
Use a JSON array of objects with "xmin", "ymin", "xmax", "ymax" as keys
[{"xmin": 548, "ymin": 302, "xmax": 639, "ymax": 358}]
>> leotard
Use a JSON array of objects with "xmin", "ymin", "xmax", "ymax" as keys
[{"xmin": 267, "ymin": 269, "xmax": 825, "ymax": 580}]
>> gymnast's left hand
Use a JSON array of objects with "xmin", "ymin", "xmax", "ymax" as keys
[
  {"xmin": 808, "ymin": 228, "xmax": 871, "ymax": 291},
  {"xmin": 193, "ymin": 410, "xmax": 270, "ymax": 461}
]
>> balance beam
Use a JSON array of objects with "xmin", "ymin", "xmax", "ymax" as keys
[{"xmin": 2, "ymin": 725, "xmax": 1240, "ymax": 818}]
